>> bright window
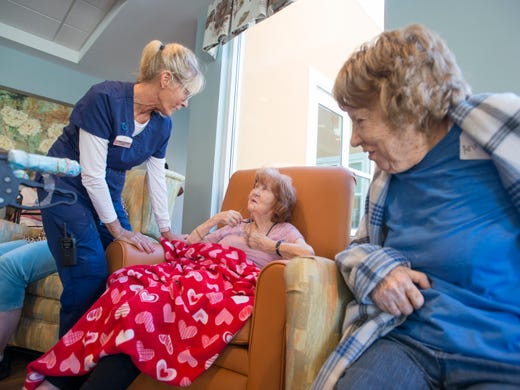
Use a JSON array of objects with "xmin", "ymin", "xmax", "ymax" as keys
[{"xmin": 220, "ymin": 0, "xmax": 383, "ymax": 232}]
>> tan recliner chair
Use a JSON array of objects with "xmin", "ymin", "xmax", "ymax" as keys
[{"xmin": 105, "ymin": 166, "xmax": 355, "ymax": 390}]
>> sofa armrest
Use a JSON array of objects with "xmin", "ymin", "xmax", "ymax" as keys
[
  {"xmin": 284, "ymin": 256, "xmax": 351, "ymax": 390},
  {"xmin": 105, "ymin": 240, "xmax": 166, "ymax": 274}
]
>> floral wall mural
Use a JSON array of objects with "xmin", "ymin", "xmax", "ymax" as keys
[{"xmin": 0, "ymin": 86, "xmax": 72, "ymax": 155}]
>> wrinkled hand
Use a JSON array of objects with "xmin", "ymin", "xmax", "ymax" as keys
[
  {"xmin": 116, "ymin": 229, "xmax": 155, "ymax": 254},
  {"xmin": 216, "ymin": 210, "xmax": 244, "ymax": 227},
  {"xmin": 370, "ymin": 266, "xmax": 431, "ymax": 316},
  {"xmin": 246, "ymin": 232, "xmax": 270, "ymax": 251}
]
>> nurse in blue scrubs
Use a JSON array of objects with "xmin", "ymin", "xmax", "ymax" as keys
[{"xmin": 37, "ymin": 40, "xmax": 204, "ymax": 336}]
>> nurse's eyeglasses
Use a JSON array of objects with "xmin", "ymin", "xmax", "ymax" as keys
[{"xmin": 170, "ymin": 72, "xmax": 192, "ymax": 101}]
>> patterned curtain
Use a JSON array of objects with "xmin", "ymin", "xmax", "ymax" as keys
[{"xmin": 203, "ymin": 0, "xmax": 297, "ymax": 58}]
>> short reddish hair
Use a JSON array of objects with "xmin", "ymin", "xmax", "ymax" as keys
[{"xmin": 254, "ymin": 168, "xmax": 296, "ymax": 223}]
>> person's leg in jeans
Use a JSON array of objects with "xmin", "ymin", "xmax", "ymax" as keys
[
  {"xmin": 0, "ymin": 240, "xmax": 56, "ymax": 380},
  {"xmin": 337, "ymin": 332, "xmax": 520, "ymax": 390},
  {"xmin": 336, "ymin": 336, "xmax": 435, "ymax": 390},
  {"xmin": 442, "ymin": 348, "xmax": 520, "ymax": 389}
]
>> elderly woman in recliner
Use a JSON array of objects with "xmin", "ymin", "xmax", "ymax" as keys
[{"xmin": 26, "ymin": 167, "xmax": 314, "ymax": 390}]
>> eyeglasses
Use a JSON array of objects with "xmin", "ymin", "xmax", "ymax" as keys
[{"xmin": 170, "ymin": 72, "xmax": 192, "ymax": 101}]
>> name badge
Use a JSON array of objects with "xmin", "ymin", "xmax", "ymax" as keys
[
  {"xmin": 113, "ymin": 135, "xmax": 133, "ymax": 148},
  {"xmin": 460, "ymin": 132, "xmax": 490, "ymax": 160}
]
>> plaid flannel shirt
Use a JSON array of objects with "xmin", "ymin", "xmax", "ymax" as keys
[{"xmin": 312, "ymin": 93, "xmax": 520, "ymax": 390}]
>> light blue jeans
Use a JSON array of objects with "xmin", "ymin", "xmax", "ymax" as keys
[
  {"xmin": 336, "ymin": 333, "xmax": 520, "ymax": 389},
  {"xmin": 0, "ymin": 239, "xmax": 56, "ymax": 311}
]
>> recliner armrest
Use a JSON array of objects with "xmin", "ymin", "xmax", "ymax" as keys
[
  {"xmin": 284, "ymin": 256, "xmax": 351, "ymax": 389},
  {"xmin": 105, "ymin": 240, "xmax": 166, "ymax": 274},
  {"xmin": 247, "ymin": 260, "xmax": 288, "ymax": 390}
]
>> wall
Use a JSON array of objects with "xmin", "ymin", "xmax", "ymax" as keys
[
  {"xmin": 0, "ymin": 44, "xmax": 100, "ymax": 104},
  {"xmin": 385, "ymin": 0, "xmax": 520, "ymax": 95},
  {"xmin": 235, "ymin": 0, "xmax": 381, "ymax": 170},
  {"xmin": 181, "ymin": 14, "xmax": 228, "ymax": 233}
]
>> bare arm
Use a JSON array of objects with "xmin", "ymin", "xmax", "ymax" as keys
[
  {"xmin": 247, "ymin": 234, "xmax": 314, "ymax": 259},
  {"xmin": 186, "ymin": 210, "xmax": 243, "ymax": 244}
]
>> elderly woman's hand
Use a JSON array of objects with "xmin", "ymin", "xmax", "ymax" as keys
[
  {"xmin": 215, "ymin": 210, "xmax": 244, "ymax": 227},
  {"xmin": 246, "ymin": 232, "xmax": 270, "ymax": 251},
  {"xmin": 370, "ymin": 266, "xmax": 431, "ymax": 316}
]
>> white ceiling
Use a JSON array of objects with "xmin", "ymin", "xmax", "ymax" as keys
[{"xmin": 0, "ymin": 0, "xmax": 212, "ymax": 81}]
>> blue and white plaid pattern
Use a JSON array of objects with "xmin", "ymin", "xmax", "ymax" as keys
[{"xmin": 312, "ymin": 93, "xmax": 520, "ymax": 390}]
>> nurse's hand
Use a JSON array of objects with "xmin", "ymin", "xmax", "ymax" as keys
[{"xmin": 115, "ymin": 229, "xmax": 155, "ymax": 254}]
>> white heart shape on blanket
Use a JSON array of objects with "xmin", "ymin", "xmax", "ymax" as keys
[
  {"xmin": 111, "ymin": 288, "xmax": 126, "ymax": 304},
  {"xmin": 135, "ymin": 311, "xmax": 155, "ymax": 333},
  {"xmin": 116, "ymin": 275, "xmax": 128, "ymax": 283},
  {"xmin": 178, "ymin": 319, "xmax": 198, "ymax": 340},
  {"xmin": 63, "ymin": 330, "xmax": 84, "ymax": 346},
  {"xmin": 186, "ymin": 271, "xmax": 203, "ymax": 282},
  {"xmin": 215, "ymin": 308, "xmax": 234, "ymax": 326},
  {"xmin": 206, "ymin": 282, "xmax": 220, "ymax": 291},
  {"xmin": 83, "ymin": 331, "xmax": 99, "ymax": 346},
  {"xmin": 163, "ymin": 303, "xmax": 175, "ymax": 323},
  {"xmin": 27, "ymin": 371, "xmax": 45, "ymax": 382},
  {"xmin": 192, "ymin": 308, "xmax": 208, "ymax": 324},
  {"xmin": 127, "ymin": 269, "xmax": 143, "ymax": 278},
  {"xmin": 187, "ymin": 288, "xmax": 203, "ymax": 306},
  {"xmin": 223, "ymin": 331, "xmax": 234, "ymax": 343},
  {"xmin": 239, "ymin": 305, "xmax": 254, "ymax": 321},
  {"xmin": 177, "ymin": 349, "xmax": 198, "ymax": 368},
  {"xmin": 60, "ymin": 352, "xmax": 80, "ymax": 374},
  {"xmin": 159, "ymin": 334, "xmax": 174, "ymax": 355},
  {"xmin": 115, "ymin": 302, "xmax": 131, "ymax": 319},
  {"xmin": 226, "ymin": 251, "xmax": 239, "ymax": 260},
  {"xmin": 231, "ymin": 295, "xmax": 250, "ymax": 305},
  {"xmin": 156, "ymin": 359, "xmax": 177, "ymax": 381},
  {"xmin": 205, "ymin": 354, "xmax": 219, "ymax": 370},
  {"xmin": 208, "ymin": 249, "xmax": 222, "ymax": 257},
  {"xmin": 207, "ymin": 292, "xmax": 224, "ymax": 304},
  {"xmin": 207, "ymin": 271, "xmax": 219, "ymax": 280},
  {"xmin": 136, "ymin": 340, "xmax": 155, "ymax": 362},
  {"xmin": 174, "ymin": 295, "xmax": 185, "ymax": 307},
  {"xmin": 129, "ymin": 284, "xmax": 144, "ymax": 293},
  {"xmin": 41, "ymin": 350, "xmax": 56, "ymax": 369},
  {"xmin": 144, "ymin": 268, "xmax": 159, "ymax": 280},
  {"xmin": 235, "ymin": 262, "xmax": 247, "ymax": 274},
  {"xmin": 86, "ymin": 307, "xmax": 103, "ymax": 322},
  {"xmin": 84, "ymin": 354, "xmax": 96, "ymax": 370},
  {"xmin": 100, "ymin": 330, "xmax": 114, "ymax": 346},
  {"xmin": 139, "ymin": 291, "xmax": 159, "ymax": 303},
  {"xmin": 201, "ymin": 334, "xmax": 219, "ymax": 348},
  {"xmin": 115, "ymin": 329, "xmax": 135, "ymax": 346},
  {"xmin": 180, "ymin": 377, "xmax": 192, "ymax": 386}
]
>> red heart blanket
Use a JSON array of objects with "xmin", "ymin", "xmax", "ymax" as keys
[{"xmin": 25, "ymin": 239, "xmax": 259, "ymax": 389}]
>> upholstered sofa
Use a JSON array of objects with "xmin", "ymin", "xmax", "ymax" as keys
[
  {"xmin": 105, "ymin": 166, "xmax": 356, "ymax": 390},
  {"xmin": 7, "ymin": 169, "xmax": 185, "ymax": 353}
]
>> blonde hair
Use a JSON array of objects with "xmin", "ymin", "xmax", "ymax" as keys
[
  {"xmin": 254, "ymin": 168, "xmax": 296, "ymax": 223},
  {"xmin": 333, "ymin": 24, "xmax": 471, "ymax": 134},
  {"xmin": 137, "ymin": 40, "xmax": 204, "ymax": 95}
]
